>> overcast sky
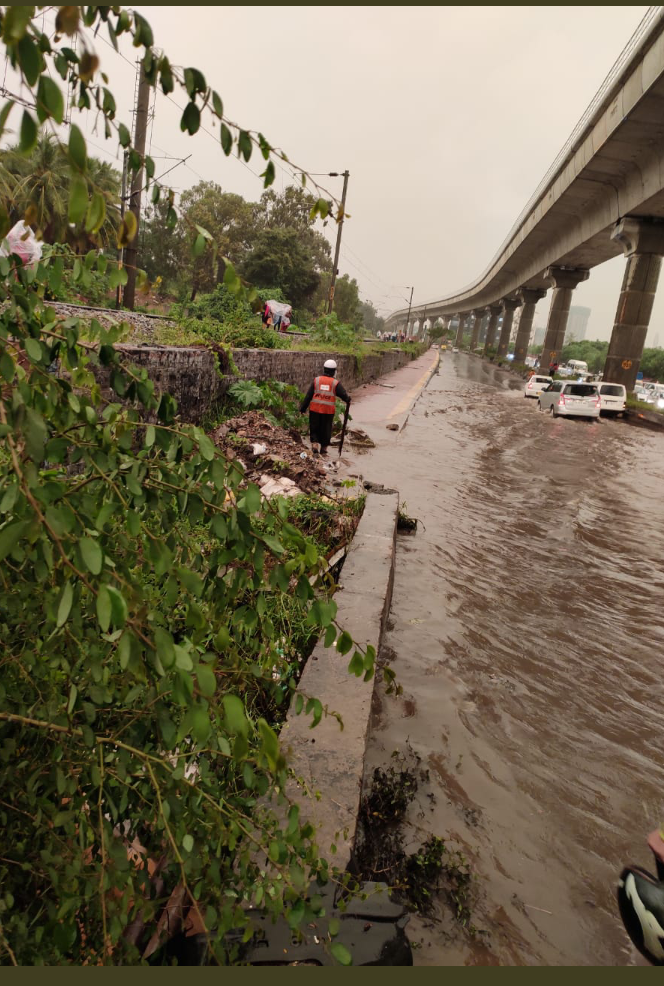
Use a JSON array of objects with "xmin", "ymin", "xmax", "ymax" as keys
[{"xmin": 16, "ymin": 5, "xmax": 664, "ymax": 342}]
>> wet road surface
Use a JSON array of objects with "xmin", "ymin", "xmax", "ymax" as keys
[{"xmin": 347, "ymin": 352, "xmax": 664, "ymax": 965}]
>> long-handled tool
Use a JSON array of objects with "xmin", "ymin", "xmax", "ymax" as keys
[{"xmin": 338, "ymin": 402, "xmax": 351, "ymax": 457}]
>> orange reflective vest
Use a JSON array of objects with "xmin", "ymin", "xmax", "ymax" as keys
[{"xmin": 309, "ymin": 375, "xmax": 338, "ymax": 414}]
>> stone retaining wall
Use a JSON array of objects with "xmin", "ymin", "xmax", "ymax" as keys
[{"xmin": 102, "ymin": 344, "xmax": 417, "ymax": 423}]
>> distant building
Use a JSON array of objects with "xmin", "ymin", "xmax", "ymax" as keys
[
  {"xmin": 566, "ymin": 305, "xmax": 591, "ymax": 342},
  {"xmin": 533, "ymin": 326, "xmax": 546, "ymax": 347}
]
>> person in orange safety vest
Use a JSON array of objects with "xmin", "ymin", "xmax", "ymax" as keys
[{"xmin": 299, "ymin": 358, "xmax": 351, "ymax": 456}]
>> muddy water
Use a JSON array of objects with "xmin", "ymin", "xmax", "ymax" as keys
[{"xmin": 353, "ymin": 353, "xmax": 664, "ymax": 966}]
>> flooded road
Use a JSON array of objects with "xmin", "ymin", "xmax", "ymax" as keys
[{"xmin": 351, "ymin": 352, "xmax": 664, "ymax": 965}]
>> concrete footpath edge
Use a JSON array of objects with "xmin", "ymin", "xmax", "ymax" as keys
[
  {"xmin": 279, "ymin": 490, "xmax": 399, "ymax": 870},
  {"xmin": 389, "ymin": 347, "xmax": 440, "ymax": 433}
]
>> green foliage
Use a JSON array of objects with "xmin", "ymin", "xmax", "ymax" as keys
[
  {"xmin": 638, "ymin": 346, "xmax": 664, "ymax": 381},
  {"xmin": 172, "ymin": 283, "xmax": 254, "ymax": 326},
  {"xmin": 307, "ymin": 313, "xmax": 362, "ymax": 351},
  {"xmin": 559, "ymin": 339, "xmax": 608, "ymax": 374},
  {"xmin": 241, "ymin": 228, "xmax": 320, "ymax": 309},
  {"xmin": 42, "ymin": 243, "xmax": 113, "ymax": 307},
  {"xmin": 0, "ymin": 134, "xmax": 121, "ymax": 249},
  {"xmin": 0, "ymin": 4, "xmax": 381, "ymax": 966}
]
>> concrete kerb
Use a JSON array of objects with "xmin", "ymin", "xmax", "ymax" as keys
[
  {"xmin": 279, "ymin": 491, "xmax": 399, "ymax": 871},
  {"xmin": 389, "ymin": 347, "xmax": 441, "ymax": 433}
]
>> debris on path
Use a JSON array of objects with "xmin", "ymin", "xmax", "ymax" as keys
[{"xmin": 209, "ymin": 410, "xmax": 331, "ymax": 495}]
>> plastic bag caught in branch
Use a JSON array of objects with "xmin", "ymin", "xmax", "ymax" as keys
[{"xmin": 0, "ymin": 221, "xmax": 42, "ymax": 268}]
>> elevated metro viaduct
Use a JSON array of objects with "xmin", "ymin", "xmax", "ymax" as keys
[{"xmin": 386, "ymin": 8, "xmax": 664, "ymax": 390}]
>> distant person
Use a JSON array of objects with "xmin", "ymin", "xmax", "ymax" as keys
[
  {"xmin": 549, "ymin": 361, "xmax": 559, "ymax": 377},
  {"xmin": 262, "ymin": 303, "xmax": 273, "ymax": 329},
  {"xmin": 300, "ymin": 358, "xmax": 351, "ymax": 457}
]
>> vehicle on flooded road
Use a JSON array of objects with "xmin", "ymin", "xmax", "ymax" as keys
[
  {"xmin": 524, "ymin": 374, "xmax": 552, "ymax": 398},
  {"xmin": 596, "ymin": 382, "xmax": 626, "ymax": 415},
  {"xmin": 538, "ymin": 381, "xmax": 601, "ymax": 419}
]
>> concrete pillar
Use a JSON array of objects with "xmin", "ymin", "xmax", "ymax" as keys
[
  {"xmin": 454, "ymin": 313, "xmax": 467, "ymax": 347},
  {"xmin": 604, "ymin": 219, "xmax": 664, "ymax": 390},
  {"xmin": 469, "ymin": 309, "xmax": 485, "ymax": 351},
  {"xmin": 540, "ymin": 267, "xmax": 589, "ymax": 372},
  {"xmin": 496, "ymin": 298, "xmax": 520, "ymax": 358},
  {"xmin": 483, "ymin": 305, "xmax": 502, "ymax": 354},
  {"xmin": 514, "ymin": 288, "xmax": 547, "ymax": 363}
]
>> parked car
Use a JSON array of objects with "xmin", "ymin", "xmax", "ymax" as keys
[
  {"xmin": 596, "ymin": 382, "xmax": 626, "ymax": 415},
  {"xmin": 538, "ymin": 381, "xmax": 600, "ymax": 419},
  {"xmin": 524, "ymin": 374, "xmax": 552, "ymax": 398},
  {"xmin": 452, "ymin": 347, "xmax": 459, "ymax": 353}
]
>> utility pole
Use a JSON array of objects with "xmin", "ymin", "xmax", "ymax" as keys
[
  {"xmin": 123, "ymin": 61, "xmax": 150, "ymax": 310},
  {"xmin": 327, "ymin": 169, "xmax": 350, "ymax": 315},
  {"xmin": 115, "ymin": 150, "xmax": 128, "ymax": 310},
  {"xmin": 405, "ymin": 286, "xmax": 413, "ymax": 339}
]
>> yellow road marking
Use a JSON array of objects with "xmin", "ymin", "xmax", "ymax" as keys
[{"xmin": 388, "ymin": 350, "xmax": 440, "ymax": 419}]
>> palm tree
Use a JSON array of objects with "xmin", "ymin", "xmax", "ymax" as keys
[
  {"xmin": 2, "ymin": 134, "xmax": 70, "ymax": 241},
  {"xmin": 1, "ymin": 134, "xmax": 121, "ymax": 247}
]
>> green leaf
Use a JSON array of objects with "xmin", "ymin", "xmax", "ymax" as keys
[
  {"xmin": 85, "ymin": 191, "xmax": 106, "ymax": 233},
  {"xmin": 109, "ymin": 266, "xmax": 128, "ymax": 289},
  {"xmin": 19, "ymin": 110, "xmax": 38, "ymax": 154},
  {"xmin": 56, "ymin": 582, "xmax": 74, "ymax": 628},
  {"xmin": 348, "ymin": 651, "xmax": 364, "ymax": 677},
  {"xmin": 211, "ymin": 90, "xmax": 223, "ymax": 117},
  {"xmin": 192, "ymin": 705, "xmax": 210, "ymax": 743},
  {"xmin": 118, "ymin": 122, "xmax": 131, "ymax": 148},
  {"xmin": 237, "ymin": 129, "xmax": 252, "ymax": 161},
  {"xmin": 23, "ymin": 406, "xmax": 47, "ymax": 460},
  {"xmin": 154, "ymin": 627, "xmax": 175, "ymax": 669},
  {"xmin": 107, "ymin": 586, "xmax": 128, "ymax": 627},
  {"xmin": 17, "ymin": 35, "xmax": 41, "ymax": 86},
  {"xmin": 330, "ymin": 942, "xmax": 352, "ymax": 966},
  {"xmin": 180, "ymin": 101, "xmax": 200, "ymax": 136},
  {"xmin": 337, "ymin": 631, "xmax": 353, "ymax": 656},
  {"xmin": 324, "ymin": 625, "xmax": 337, "ymax": 648},
  {"xmin": 68, "ymin": 124, "xmax": 86, "ymax": 172},
  {"xmin": 68, "ymin": 176, "xmax": 88, "ymax": 224},
  {"xmin": 36, "ymin": 75, "xmax": 64, "ymax": 124},
  {"xmin": 80, "ymin": 536, "xmax": 103, "ymax": 575},
  {"xmin": 244, "ymin": 483, "xmax": 260, "ymax": 514},
  {"xmin": 133, "ymin": 12, "xmax": 154, "ymax": 48},
  {"xmin": 145, "ymin": 425, "xmax": 155, "ymax": 448},
  {"xmin": 96, "ymin": 585, "xmax": 111, "ymax": 632},
  {"xmin": 182, "ymin": 834, "xmax": 194, "ymax": 853},
  {"xmin": 220, "ymin": 123, "xmax": 232, "ymax": 156},
  {"xmin": 0, "ymin": 100, "xmax": 15, "ymax": 141},
  {"xmin": 196, "ymin": 665, "xmax": 216, "ymax": 698},
  {"xmin": 2, "ymin": 6, "xmax": 34, "ymax": 43},
  {"xmin": 223, "ymin": 694, "xmax": 248, "ymax": 737},
  {"xmin": 258, "ymin": 719, "xmax": 280, "ymax": 769},
  {"xmin": 0, "ymin": 521, "xmax": 29, "ymax": 562},
  {"xmin": 24, "ymin": 337, "xmax": 42, "ymax": 362},
  {"xmin": 0, "ymin": 482, "xmax": 18, "ymax": 513},
  {"xmin": 328, "ymin": 917, "xmax": 340, "ymax": 937}
]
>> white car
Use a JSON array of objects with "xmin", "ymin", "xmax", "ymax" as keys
[
  {"xmin": 596, "ymin": 382, "xmax": 626, "ymax": 415},
  {"xmin": 538, "ymin": 381, "xmax": 600, "ymax": 419},
  {"xmin": 452, "ymin": 347, "xmax": 459, "ymax": 353},
  {"xmin": 524, "ymin": 374, "xmax": 552, "ymax": 398}
]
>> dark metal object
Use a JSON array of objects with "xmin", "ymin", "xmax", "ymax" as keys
[
  {"xmin": 338, "ymin": 402, "xmax": 351, "ymax": 457},
  {"xmin": 152, "ymin": 882, "xmax": 412, "ymax": 966}
]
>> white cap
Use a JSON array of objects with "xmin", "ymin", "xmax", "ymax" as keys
[{"xmin": 324, "ymin": 359, "xmax": 337, "ymax": 370}]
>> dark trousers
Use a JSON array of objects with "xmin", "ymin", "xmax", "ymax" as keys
[{"xmin": 309, "ymin": 411, "xmax": 334, "ymax": 449}]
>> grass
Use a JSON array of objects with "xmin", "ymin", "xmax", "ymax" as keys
[{"xmin": 626, "ymin": 393, "xmax": 664, "ymax": 415}]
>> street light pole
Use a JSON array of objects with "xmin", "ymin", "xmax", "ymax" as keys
[
  {"xmin": 327, "ymin": 170, "xmax": 350, "ymax": 315},
  {"xmin": 405, "ymin": 286, "xmax": 414, "ymax": 338}
]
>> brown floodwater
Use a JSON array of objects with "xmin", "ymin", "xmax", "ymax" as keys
[{"xmin": 352, "ymin": 353, "xmax": 664, "ymax": 966}]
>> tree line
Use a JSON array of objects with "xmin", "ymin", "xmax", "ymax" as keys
[{"xmin": 1, "ymin": 135, "xmax": 384, "ymax": 332}]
